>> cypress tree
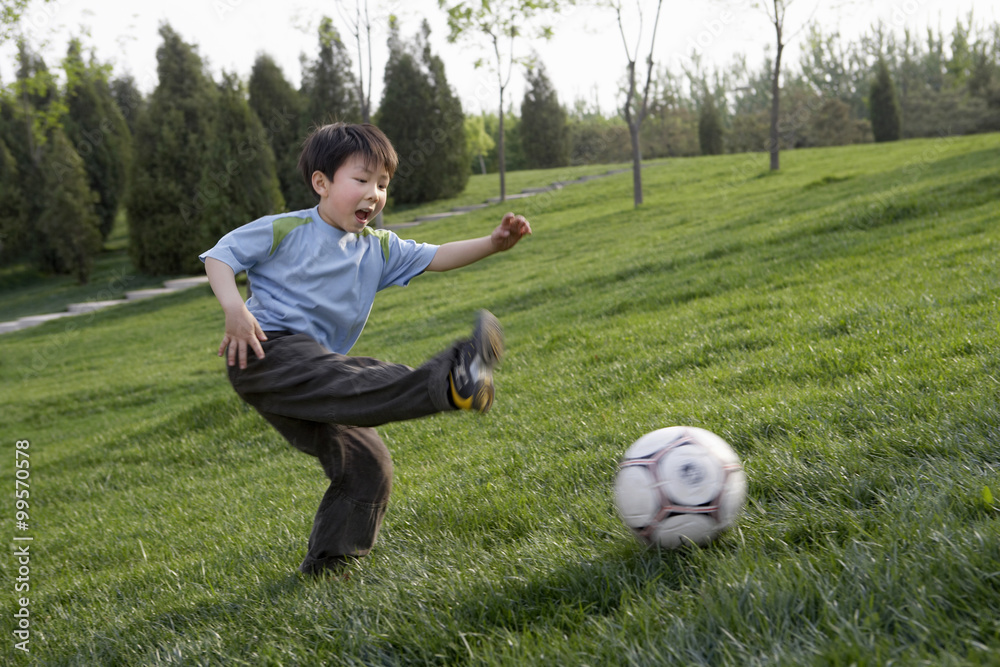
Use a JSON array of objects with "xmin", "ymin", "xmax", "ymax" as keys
[
  {"xmin": 0, "ymin": 135, "xmax": 26, "ymax": 262},
  {"xmin": 0, "ymin": 94, "xmax": 33, "ymax": 264},
  {"xmin": 300, "ymin": 17, "xmax": 360, "ymax": 129},
  {"xmin": 197, "ymin": 72, "xmax": 285, "ymax": 245},
  {"xmin": 36, "ymin": 128, "xmax": 102, "ymax": 283},
  {"xmin": 248, "ymin": 54, "xmax": 309, "ymax": 210},
  {"xmin": 2, "ymin": 44, "xmax": 58, "ymax": 266},
  {"xmin": 127, "ymin": 24, "xmax": 218, "ymax": 275},
  {"xmin": 110, "ymin": 74, "xmax": 144, "ymax": 137},
  {"xmin": 698, "ymin": 93, "xmax": 724, "ymax": 155},
  {"xmin": 377, "ymin": 19, "xmax": 467, "ymax": 204},
  {"xmin": 520, "ymin": 64, "xmax": 570, "ymax": 169},
  {"xmin": 870, "ymin": 59, "xmax": 902, "ymax": 142},
  {"xmin": 62, "ymin": 39, "xmax": 132, "ymax": 241}
]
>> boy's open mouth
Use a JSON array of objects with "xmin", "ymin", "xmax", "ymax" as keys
[{"xmin": 355, "ymin": 209, "xmax": 372, "ymax": 223}]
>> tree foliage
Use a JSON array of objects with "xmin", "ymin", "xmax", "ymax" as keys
[
  {"xmin": 520, "ymin": 64, "xmax": 569, "ymax": 168},
  {"xmin": 127, "ymin": 24, "xmax": 218, "ymax": 275},
  {"xmin": 197, "ymin": 73, "xmax": 285, "ymax": 245},
  {"xmin": 300, "ymin": 17, "xmax": 360, "ymax": 129},
  {"xmin": 248, "ymin": 54, "xmax": 309, "ymax": 210},
  {"xmin": 869, "ymin": 59, "xmax": 902, "ymax": 142},
  {"xmin": 698, "ymin": 93, "xmax": 724, "ymax": 155},
  {"xmin": 62, "ymin": 39, "xmax": 132, "ymax": 241},
  {"xmin": 377, "ymin": 19, "xmax": 468, "ymax": 204},
  {"xmin": 36, "ymin": 127, "xmax": 102, "ymax": 283}
]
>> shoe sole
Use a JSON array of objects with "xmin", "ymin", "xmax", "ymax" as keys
[
  {"xmin": 470, "ymin": 310, "xmax": 504, "ymax": 413},
  {"xmin": 473, "ymin": 310, "xmax": 504, "ymax": 369}
]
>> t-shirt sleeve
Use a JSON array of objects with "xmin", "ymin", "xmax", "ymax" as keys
[
  {"xmin": 378, "ymin": 232, "xmax": 439, "ymax": 290},
  {"xmin": 198, "ymin": 218, "xmax": 274, "ymax": 274}
]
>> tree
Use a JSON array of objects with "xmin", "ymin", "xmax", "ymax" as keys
[
  {"xmin": 110, "ymin": 74, "xmax": 145, "ymax": 136},
  {"xmin": 36, "ymin": 127, "xmax": 102, "ymax": 283},
  {"xmin": 62, "ymin": 39, "xmax": 132, "ymax": 241},
  {"xmin": 377, "ymin": 19, "xmax": 468, "ymax": 204},
  {"xmin": 612, "ymin": 0, "xmax": 664, "ymax": 206},
  {"xmin": 248, "ymin": 54, "xmax": 308, "ymax": 209},
  {"xmin": 869, "ymin": 58, "xmax": 901, "ymax": 142},
  {"xmin": 127, "ymin": 24, "xmax": 218, "ymax": 275},
  {"xmin": 1, "ymin": 41, "xmax": 65, "ymax": 267},
  {"xmin": 440, "ymin": 0, "xmax": 565, "ymax": 202},
  {"xmin": 698, "ymin": 92, "xmax": 724, "ymax": 155},
  {"xmin": 520, "ymin": 63, "xmax": 570, "ymax": 168},
  {"xmin": 0, "ymin": 135, "xmax": 25, "ymax": 261},
  {"xmin": 464, "ymin": 113, "xmax": 495, "ymax": 174},
  {"xmin": 300, "ymin": 17, "xmax": 360, "ymax": 129},
  {"xmin": 335, "ymin": 0, "xmax": 376, "ymax": 123},
  {"xmin": 196, "ymin": 73, "xmax": 285, "ymax": 245},
  {"xmin": 752, "ymin": 0, "xmax": 817, "ymax": 170}
]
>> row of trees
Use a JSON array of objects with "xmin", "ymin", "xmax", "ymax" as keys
[
  {"xmin": 486, "ymin": 15, "xmax": 1000, "ymax": 170},
  {"xmin": 2, "ymin": 6, "xmax": 997, "ymax": 282},
  {"xmin": 0, "ymin": 16, "xmax": 475, "ymax": 279}
]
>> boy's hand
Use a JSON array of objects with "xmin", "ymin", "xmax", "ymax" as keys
[
  {"xmin": 491, "ymin": 212, "xmax": 532, "ymax": 252},
  {"xmin": 219, "ymin": 305, "xmax": 268, "ymax": 369}
]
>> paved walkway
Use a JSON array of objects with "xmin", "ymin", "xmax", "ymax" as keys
[{"xmin": 1, "ymin": 167, "xmax": 630, "ymax": 335}]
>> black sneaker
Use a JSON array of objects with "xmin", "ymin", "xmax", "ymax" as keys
[{"xmin": 448, "ymin": 310, "xmax": 504, "ymax": 413}]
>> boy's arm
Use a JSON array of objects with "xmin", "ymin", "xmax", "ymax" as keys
[
  {"xmin": 425, "ymin": 212, "xmax": 532, "ymax": 272},
  {"xmin": 205, "ymin": 257, "xmax": 268, "ymax": 369}
]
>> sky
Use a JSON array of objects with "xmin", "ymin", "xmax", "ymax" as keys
[{"xmin": 1, "ymin": 0, "xmax": 996, "ymax": 115}]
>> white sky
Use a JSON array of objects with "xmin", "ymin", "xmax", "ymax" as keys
[{"xmin": 1, "ymin": 0, "xmax": 996, "ymax": 115}]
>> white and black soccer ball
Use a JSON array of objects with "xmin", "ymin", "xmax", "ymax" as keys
[{"xmin": 614, "ymin": 426, "xmax": 747, "ymax": 549}]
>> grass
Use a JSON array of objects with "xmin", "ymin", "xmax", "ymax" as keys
[
  {"xmin": 1, "ymin": 135, "xmax": 998, "ymax": 665},
  {"xmin": 0, "ymin": 215, "xmax": 183, "ymax": 322},
  {"xmin": 0, "ymin": 163, "xmax": 630, "ymax": 321}
]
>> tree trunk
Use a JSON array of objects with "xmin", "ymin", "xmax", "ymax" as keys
[
  {"xmin": 498, "ymin": 88, "xmax": 506, "ymax": 202},
  {"xmin": 630, "ymin": 122, "xmax": 643, "ymax": 206},
  {"xmin": 769, "ymin": 42, "xmax": 784, "ymax": 171}
]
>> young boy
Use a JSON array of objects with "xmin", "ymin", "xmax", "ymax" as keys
[{"xmin": 200, "ymin": 122, "xmax": 532, "ymax": 575}]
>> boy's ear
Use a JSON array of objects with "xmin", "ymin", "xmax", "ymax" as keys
[{"xmin": 311, "ymin": 171, "xmax": 330, "ymax": 197}]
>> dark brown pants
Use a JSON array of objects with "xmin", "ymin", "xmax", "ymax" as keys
[{"xmin": 227, "ymin": 331, "xmax": 458, "ymax": 573}]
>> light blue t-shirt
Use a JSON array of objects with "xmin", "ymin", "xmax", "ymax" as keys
[{"xmin": 199, "ymin": 207, "xmax": 439, "ymax": 354}]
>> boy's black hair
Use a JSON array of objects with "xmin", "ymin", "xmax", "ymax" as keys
[{"xmin": 298, "ymin": 123, "xmax": 399, "ymax": 198}]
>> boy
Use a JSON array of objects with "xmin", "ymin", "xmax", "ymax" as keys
[{"xmin": 200, "ymin": 122, "xmax": 531, "ymax": 575}]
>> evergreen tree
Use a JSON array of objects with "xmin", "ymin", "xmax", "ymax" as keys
[
  {"xmin": 464, "ymin": 114, "xmax": 494, "ymax": 174},
  {"xmin": 377, "ymin": 19, "xmax": 467, "ymax": 204},
  {"xmin": 0, "ymin": 94, "xmax": 34, "ymax": 263},
  {"xmin": 248, "ymin": 54, "xmax": 309, "ymax": 210},
  {"xmin": 0, "ymin": 135, "xmax": 26, "ymax": 261},
  {"xmin": 300, "ymin": 17, "xmax": 360, "ymax": 129},
  {"xmin": 62, "ymin": 39, "xmax": 132, "ymax": 241},
  {"xmin": 698, "ymin": 93, "xmax": 724, "ymax": 155},
  {"xmin": 520, "ymin": 64, "xmax": 570, "ymax": 169},
  {"xmin": 2, "ymin": 44, "xmax": 58, "ymax": 265},
  {"xmin": 110, "ymin": 74, "xmax": 144, "ymax": 136},
  {"xmin": 36, "ymin": 127, "xmax": 102, "ymax": 283},
  {"xmin": 127, "ymin": 24, "xmax": 218, "ymax": 275},
  {"xmin": 197, "ymin": 72, "xmax": 285, "ymax": 245},
  {"xmin": 869, "ymin": 59, "xmax": 902, "ymax": 142}
]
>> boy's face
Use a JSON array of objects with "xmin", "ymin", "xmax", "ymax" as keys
[{"xmin": 312, "ymin": 155, "xmax": 390, "ymax": 234}]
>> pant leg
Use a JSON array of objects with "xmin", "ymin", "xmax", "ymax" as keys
[
  {"xmin": 253, "ymin": 410, "xmax": 393, "ymax": 574},
  {"xmin": 229, "ymin": 332, "xmax": 457, "ymax": 427},
  {"xmin": 226, "ymin": 332, "xmax": 452, "ymax": 573}
]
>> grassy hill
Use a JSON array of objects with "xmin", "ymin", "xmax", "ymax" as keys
[{"xmin": 1, "ymin": 135, "xmax": 998, "ymax": 665}]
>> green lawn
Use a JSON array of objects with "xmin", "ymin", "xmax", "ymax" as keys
[
  {"xmin": 0, "ymin": 215, "xmax": 183, "ymax": 322},
  {"xmin": 1, "ymin": 135, "xmax": 998, "ymax": 665}
]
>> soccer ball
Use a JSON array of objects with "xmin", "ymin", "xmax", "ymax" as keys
[{"xmin": 614, "ymin": 426, "xmax": 746, "ymax": 549}]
